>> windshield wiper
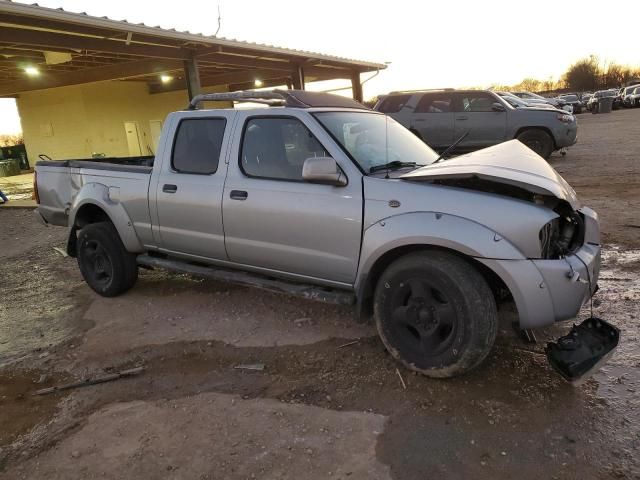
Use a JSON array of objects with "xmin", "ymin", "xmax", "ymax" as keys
[
  {"xmin": 432, "ymin": 131, "xmax": 469, "ymax": 164},
  {"xmin": 369, "ymin": 160, "xmax": 418, "ymax": 174}
]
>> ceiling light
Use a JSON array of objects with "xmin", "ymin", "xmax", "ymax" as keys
[
  {"xmin": 160, "ymin": 74, "xmax": 173, "ymax": 84},
  {"xmin": 24, "ymin": 66, "xmax": 39, "ymax": 76},
  {"xmin": 254, "ymin": 79, "xmax": 263, "ymax": 87}
]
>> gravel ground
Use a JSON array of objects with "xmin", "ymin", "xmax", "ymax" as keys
[{"xmin": 0, "ymin": 109, "xmax": 639, "ymax": 479}]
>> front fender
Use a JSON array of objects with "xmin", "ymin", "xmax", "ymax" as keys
[
  {"xmin": 356, "ymin": 211, "xmax": 526, "ymax": 291},
  {"xmin": 68, "ymin": 182, "xmax": 144, "ymax": 253}
]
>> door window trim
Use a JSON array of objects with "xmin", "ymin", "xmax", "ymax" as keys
[
  {"xmin": 170, "ymin": 117, "xmax": 227, "ymax": 175},
  {"xmin": 237, "ymin": 114, "xmax": 344, "ymax": 184},
  {"xmin": 452, "ymin": 92, "xmax": 500, "ymax": 113}
]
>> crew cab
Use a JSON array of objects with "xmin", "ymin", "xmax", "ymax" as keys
[
  {"xmin": 34, "ymin": 90, "xmax": 614, "ymax": 380},
  {"xmin": 374, "ymin": 89, "xmax": 577, "ymax": 159}
]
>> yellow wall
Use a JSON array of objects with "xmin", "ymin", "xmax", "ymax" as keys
[{"xmin": 16, "ymin": 81, "xmax": 228, "ymax": 161}]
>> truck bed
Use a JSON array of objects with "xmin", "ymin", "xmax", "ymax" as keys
[{"xmin": 35, "ymin": 155, "xmax": 154, "ymax": 228}]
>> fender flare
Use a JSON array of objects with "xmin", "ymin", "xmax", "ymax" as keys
[
  {"xmin": 354, "ymin": 211, "xmax": 531, "ymax": 318},
  {"xmin": 68, "ymin": 182, "xmax": 144, "ymax": 254}
]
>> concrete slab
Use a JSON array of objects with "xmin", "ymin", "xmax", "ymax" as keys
[
  {"xmin": 76, "ymin": 272, "xmax": 375, "ymax": 359},
  {"xmin": 0, "ymin": 199, "xmax": 37, "ymax": 209},
  {"xmin": 8, "ymin": 392, "xmax": 390, "ymax": 480},
  {"xmin": 0, "ymin": 172, "xmax": 33, "ymax": 186}
]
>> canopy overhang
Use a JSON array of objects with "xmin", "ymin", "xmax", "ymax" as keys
[{"xmin": 0, "ymin": 1, "xmax": 385, "ymax": 100}]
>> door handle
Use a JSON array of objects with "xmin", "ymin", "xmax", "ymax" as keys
[
  {"xmin": 414, "ymin": 119, "xmax": 426, "ymax": 122},
  {"xmin": 230, "ymin": 190, "xmax": 248, "ymax": 200},
  {"xmin": 456, "ymin": 116, "xmax": 469, "ymax": 120},
  {"xmin": 162, "ymin": 184, "xmax": 177, "ymax": 193}
]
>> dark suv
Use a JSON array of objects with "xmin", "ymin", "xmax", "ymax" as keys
[{"xmin": 374, "ymin": 89, "xmax": 577, "ymax": 159}]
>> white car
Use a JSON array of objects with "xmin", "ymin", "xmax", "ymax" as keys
[{"xmin": 511, "ymin": 91, "xmax": 573, "ymax": 113}]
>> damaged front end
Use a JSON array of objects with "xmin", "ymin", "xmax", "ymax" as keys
[{"xmin": 399, "ymin": 141, "xmax": 620, "ymax": 381}]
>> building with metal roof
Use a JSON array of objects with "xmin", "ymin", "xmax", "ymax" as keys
[{"xmin": 0, "ymin": 1, "xmax": 385, "ymax": 161}]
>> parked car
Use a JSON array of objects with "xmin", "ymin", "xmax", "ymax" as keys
[
  {"xmin": 34, "ymin": 89, "xmax": 612, "ymax": 380},
  {"xmin": 375, "ymin": 89, "xmax": 577, "ymax": 159},
  {"xmin": 613, "ymin": 88, "xmax": 625, "ymax": 110},
  {"xmin": 622, "ymin": 84, "xmax": 640, "ymax": 107},
  {"xmin": 496, "ymin": 91, "xmax": 557, "ymax": 110},
  {"xmin": 511, "ymin": 91, "xmax": 571, "ymax": 112},
  {"xmin": 581, "ymin": 93, "xmax": 593, "ymax": 109},
  {"xmin": 557, "ymin": 94, "xmax": 583, "ymax": 114},
  {"xmin": 628, "ymin": 86, "xmax": 640, "ymax": 107},
  {"xmin": 588, "ymin": 90, "xmax": 617, "ymax": 111}
]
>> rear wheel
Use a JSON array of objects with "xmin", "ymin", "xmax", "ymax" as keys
[
  {"xmin": 373, "ymin": 251, "xmax": 498, "ymax": 378},
  {"xmin": 516, "ymin": 129, "xmax": 554, "ymax": 160},
  {"xmin": 77, "ymin": 221, "xmax": 138, "ymax": 297}
]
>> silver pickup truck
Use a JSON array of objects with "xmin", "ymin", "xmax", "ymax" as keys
[{"xmin": 34, "ymin": 89, "xmax": 617, "ymax": 380}]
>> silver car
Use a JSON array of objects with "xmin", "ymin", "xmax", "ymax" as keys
[
  {"xmin": 34, "ymin": 89, "xmax": 611, "ymax": 380},
  {"xmin": 375, "ymin": 89, "xmax": 577, "ymax": 159}
]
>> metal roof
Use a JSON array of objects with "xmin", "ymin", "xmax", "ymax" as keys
[{"xmin": 0, "ymin": 1, "xmax": 385, "ymax": 70}]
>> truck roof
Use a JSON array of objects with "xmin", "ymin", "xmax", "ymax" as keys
[{"xmin": 188, "ymin": 89, "xmax": 369, "ymax": 111}]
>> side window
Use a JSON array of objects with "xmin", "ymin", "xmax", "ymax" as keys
[
  {"xmin": 415, "ymin": 93, "xmax": 452, "ymax": 113},
  {"xmin": 172, "ymin": 118, "xmax": 226, "ymax": 174},
  {"xmin": 240, "ymin": 117, "xmax": 329, "ymax": 181},
  {"xmin": 377, "ymin": 94, "xmax": 412, "ymax": 113},
  {"xmin": 457, "ymin": 93, "xmax": 497, "ymax": 112}
]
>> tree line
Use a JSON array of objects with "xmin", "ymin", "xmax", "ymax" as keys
[{"xmin": 491, "ymin": 56, "xmax": 640, "ymax": 93}]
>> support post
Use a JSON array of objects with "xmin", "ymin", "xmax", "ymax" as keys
[
  {"xmin": 351, "ymin": 70, "xmax": 363, "ymax": 103},
  {"xmin": 291, "ymin": 65, "xmax": 305, "ymax": 90},
  {"xmin": 183, "ymin": 56, "xmax": 201, "ymax": 101}
]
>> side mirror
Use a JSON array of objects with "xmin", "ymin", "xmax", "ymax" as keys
[
  {"xmin": 302, "ymin": 157, "xmax": 347, "ymax": 186},
  {"xmin": 491, "ymin": 102, "xmax": 506, "ymax": 112}
]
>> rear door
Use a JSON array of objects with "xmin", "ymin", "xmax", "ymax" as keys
[
  {"xmin": 409, "ymin": 92, "xmax": 454, "ymax": 149},
  {"xmin": 453, "ymin": 92, "xmax": 507, "ymax": 149},
  {"xmin": 222, "ymin": 111, "xmax": 363, "ymax": 285},
  {"xmin": 152, "ymin": 111, "xmax": 234, "ymax": 260}
]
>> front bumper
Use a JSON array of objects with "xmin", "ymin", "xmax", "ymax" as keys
[
  {"xmin": 477, "ymin": 207, "xmax": 600, "ymax": 329},
  {"xmin": 555, "ymin": 121, "xmax": 578, "ymax": 148}
]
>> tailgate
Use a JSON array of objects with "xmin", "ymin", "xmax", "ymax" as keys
[{"xmin": 35, "ymin": 162, "xmax": 74, "ymax": 226}]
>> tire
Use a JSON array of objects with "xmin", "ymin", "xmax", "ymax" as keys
[
  {"xmin": 373, "ymin": 251, "xmax": 498, "ymax": 378},
  {"xmin": 77, "ymin": 221, "xmax": 138, "ymax": 297},
  {"xmin": 516, "ymin": 129, "xmax": 554, "ymax": 160}
]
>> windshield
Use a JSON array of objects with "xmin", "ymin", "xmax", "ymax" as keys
[
  {"xmin": 313, "ymin": 111, "xmax": 439, "ymax": 173},
  {"xmin": 561, "ymin": 95, "xmax": 578, "ymax": 101}
]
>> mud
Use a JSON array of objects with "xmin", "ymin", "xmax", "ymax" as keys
[{"xmin": 1, "ymin": 109, "xmax": 639, "ymax": 479}]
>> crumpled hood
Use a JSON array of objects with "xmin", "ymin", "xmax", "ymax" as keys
[{"xmin": 400, "ymin": 140, "xmax": 580, "ymax": 209}]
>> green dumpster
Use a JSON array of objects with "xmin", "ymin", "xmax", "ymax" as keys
[{"xmin": 0, "ymin": 158, "xmax": 21, "ymax": 177}]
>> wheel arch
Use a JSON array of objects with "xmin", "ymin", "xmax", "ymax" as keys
[
  {"xmin": 355, "ymin": 243, "xmax": 514, "ymax": 322},
  {"xmin": 67, "ymin": 183, "xmax": 143, "ymax": 257},
  {"xmin": 514, "ymin": 125, "xmax": 557, "ymax": 150}
]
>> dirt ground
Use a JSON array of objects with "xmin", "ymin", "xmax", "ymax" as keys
[{"xmin": 0, "ymin": 109, "xmax": 639, "ymax": 479}]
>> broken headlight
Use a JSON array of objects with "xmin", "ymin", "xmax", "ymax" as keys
[{"xmin": 539, "ymin": 212, "xmax": 584, "ymax": 259}]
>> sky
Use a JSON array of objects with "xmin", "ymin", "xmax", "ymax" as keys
[{"xmin": 1, "ymin": 0, "xmax": 638, "ymax": 134}]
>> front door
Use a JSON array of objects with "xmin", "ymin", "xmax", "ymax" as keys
[
  {"xmin": 453, "ymin": 92, "xmax": 507, "ymax": 149},
  {"xmin": 410, "ymin": 92, "xmax": 455, "ymax": 149},
  {"xmin": 222, "ymin": 113, "xmax": 362, "ymax": 284},
  {"xmin": 154, "ymin": 113, "xmax": 233, "ymax": 260}
]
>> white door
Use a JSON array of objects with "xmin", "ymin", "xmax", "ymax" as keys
[
  {"xmin": 124, "ymin": 121, "xmax": 142, "ymax": 156},
  {"xmin": 149, "ymin": 120, "xmax": 163, "ymax": 153}
]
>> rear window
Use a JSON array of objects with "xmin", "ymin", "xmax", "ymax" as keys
[
  {"xmin": 172, "ymin": 118, "xmax": 226, "ymax": 174},
  {"xmin": 377, "ymin": 94, "xmax": 412, "ymax": 113}
]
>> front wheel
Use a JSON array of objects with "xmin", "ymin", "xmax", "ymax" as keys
[
  {"xmin": 516, "ymin": 129, "xmax": 554, "ymax": 160},
  {"xmin": 77, "ymin": 221, "xmax": 138, "ymax": 297},
  {"xmin": 373, "ymin": 251, "xmax": 498, "ymax": 378}
]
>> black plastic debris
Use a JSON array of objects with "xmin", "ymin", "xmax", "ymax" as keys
[{"xmin": 545, "ymin": 317, "xmax": 620, "ymax": 382}]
